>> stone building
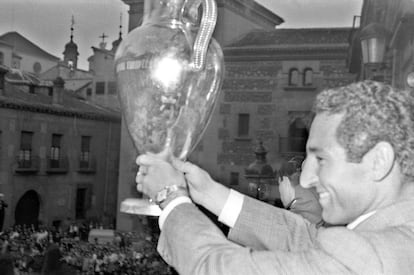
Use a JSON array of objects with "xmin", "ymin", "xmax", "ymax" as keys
[
  {"xmin": 41, "ymin": 27, "xmax": 94, "ymax": 99},
  {"xmin": 86, "ymin": 32, "xmax": 122, "ymax": 111},
  {"xmin": 0, "ymin": 72, "xmax": 121, "ymax": 229},
  {"xmin": 0, "ymin": 32, "xmax": 60, "ymax": 75},
  {"xmin": 116, "ymin": 0, "xmax": 356, "ymax": 231},
  {"xmin": 41, "ymin": 20, "xmax": 122, "ymax": 111},
  {"xmin": 0, "ymin": 28, "xmax": 122, "ymax": 229}
]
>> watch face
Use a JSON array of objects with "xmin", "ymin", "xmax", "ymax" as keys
[{"xmin": 407, "ymin": 72, "xmax": 414, "ymax": 88}]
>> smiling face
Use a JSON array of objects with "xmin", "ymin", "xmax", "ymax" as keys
[{"xmin": 300, "ymin": 113, "xmax": 377, "ymax": 225}]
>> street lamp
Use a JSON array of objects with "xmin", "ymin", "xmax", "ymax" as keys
[
  {"xmin": 245, "ymin": 141, "xmax": 275, "ymax": 202},
  {"xmin": 359, "ymin": 22, "xmax": 389, "ymax": 81}
]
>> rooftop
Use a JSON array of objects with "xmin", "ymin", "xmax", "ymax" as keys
[
  {"xmin": 0, "ymin": 31, "xmax": 60, "ymax": 61},
  {"xmin": 228, "ymin": 28, "xmax": 352, "ymax": 48},
  {"xmin": 1, "ymin": 81, "xmax": 120, "ymax": 122}
]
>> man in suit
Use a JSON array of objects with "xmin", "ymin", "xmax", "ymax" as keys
[{"xmin": 136, "ymin": 80, "xmax": 414, "ymax": 274}]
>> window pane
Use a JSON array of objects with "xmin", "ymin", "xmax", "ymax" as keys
[
  {"xmin": 20, "ymin": 131, "xmax": 33, "ymax": 150},
  {"xmin": 238, "ymin": 114, "xmax": 250, "ymax": 136},
  {"xmin": 24, "ymin": 150, "xmax": 31, "ymax": 160},
  {"xmin": 289, "ymin": 68, "xmax": 299, "ymax": 86},
  {"xmin": 95, "ymin": 81, "xmax": 105, "ymax": 95},
  {"xmin": 108, "ymin": 81, "xmax": 117, "ymax": 94},
  {"xmin": 52, "ymin": 134, "xmax": 62, "ymax": 148},
  {"xmin": 80, "ymin": 151, "xmax": 89, "ymax": 161},
  {"xmin": 303, "ymin": 68, "xmax": 313, "ymax": 86},
  {"xmin": 50, "ymin": 147, "xmax": 60, "ymax": 160},
  {"xmin": 81, "ymin": 136, "xmax": 91, "ymax": 152}
]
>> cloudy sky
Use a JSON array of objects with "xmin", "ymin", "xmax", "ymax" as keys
[{"xmin": 0, "ymin": 0, "xmax": 362, "ymax": 70}]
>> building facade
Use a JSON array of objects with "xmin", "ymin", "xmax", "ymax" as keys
[
  {"xmin": 0, "ymin": 32, "xmax": 60, "ymax": 75},
  {"xmin": 41, "ymin": 25, "xmax": 122, "ymax": 111},
  {"xmin": 116, "ymin": 0, "xmax": 356, "ymax": 231},
  {"xmin": 0, "ymin": 21, "xmax": 125, "ymax": 229},
  {"xmin": 87, "ymin": 37, "xmax": 121, "ymax": 111},
  {"xmin": 0, "ymin": 72, "xmax": 121, "ymax": 230}
]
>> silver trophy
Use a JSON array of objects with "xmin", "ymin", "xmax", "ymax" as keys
[{"xmin": 115, "ymin": 0, "xmax": 224, "ymax": 215}]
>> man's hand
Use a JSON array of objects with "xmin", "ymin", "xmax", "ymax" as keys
[
  {"xmin": 171, "ymin": 158, "xmax": 230, "ymax": 216},
  {"xmin": 136, "ymin": 154, "xmax": 187, "ymax": 201},
  {"xmin": 279, "ymin": 176, "xmax": 296, "ymax": 208},
  {"xmin": 170, "ymin": 158, "xmax": 216, "ymax": 204}
]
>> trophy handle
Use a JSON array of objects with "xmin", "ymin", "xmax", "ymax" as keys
[{"xmin": 189, "ymin": 0, "xmax": 218, "ymax": 71}]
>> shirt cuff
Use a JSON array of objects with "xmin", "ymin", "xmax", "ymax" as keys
[
  {"xmin": 159, "ymin": 196, "xmax": 193, "ymax": 230},
  {"xmin": 218, "ymin": 189, "xmax": 244, "ymax": 228}
]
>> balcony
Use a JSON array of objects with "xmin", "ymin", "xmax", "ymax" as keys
[
  {"xmin": 15, "ymin": 155, "xmax": 40, "ymax": 173},
  {"xmin": 46, "ymin": 156, "xmax": 69, "ymax": 173},
  {"xmin": 279, "ymin": 137, "xmax": 307, "ymax": 157},
  {"xmin": 78, "ymin": 156, "xmax": 97, "ymax": 174}
]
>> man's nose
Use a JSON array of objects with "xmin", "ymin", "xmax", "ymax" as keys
[{"xmin": 300, "ymin": 159, "xmax": 318, "ymax": 189}]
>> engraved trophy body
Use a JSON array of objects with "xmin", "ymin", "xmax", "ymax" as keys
[{"xmin": 115, "ymin": 0, "xmax": 224, "ymax": 215}]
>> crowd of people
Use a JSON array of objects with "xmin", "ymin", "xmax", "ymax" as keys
[{"xmin": 0, "ymin": 222, "xmax": 174, "ymax": 275}]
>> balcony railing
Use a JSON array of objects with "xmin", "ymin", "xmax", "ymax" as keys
[
  {"xmin": 15, "ymin": 155, "xmax": 40, "ymax": 173},
  {"xmin": 46, "ymin": 156, "xmax": 69, "ymax": 173},
  {"xmin": 279, "ymin": 137, "xmax": 307, "ymax": 154},
  {"xmin": 78, "ymin": 156, "xmax": 97, "ymax": 173}
]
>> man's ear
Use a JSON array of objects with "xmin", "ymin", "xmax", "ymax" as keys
[{"xmin": 363, "ymin": 141, "xmax": 395, "ymax": 182}]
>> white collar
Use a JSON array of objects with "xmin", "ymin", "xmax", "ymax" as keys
[{"xmin": 347, "ymin": 211, "xmax": 376, "ymax": 230}]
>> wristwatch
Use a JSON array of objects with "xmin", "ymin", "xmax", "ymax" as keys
[
  {"xmin": 155, "ymin": 185, "xmax": 188, "ymax": 209},
  {"xmin": 285, "ymin": 198, "xmax": 297, "ymax": 210}
]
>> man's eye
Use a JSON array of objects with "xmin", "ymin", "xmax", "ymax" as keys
[{"xmin": 316, "ymin": 156, "xmax": 324, "ymax": 162}]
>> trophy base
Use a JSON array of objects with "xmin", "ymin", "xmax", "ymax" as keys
[{"xmin": 120, "ymin": 198, "xmax": 162, "ymax": 216}]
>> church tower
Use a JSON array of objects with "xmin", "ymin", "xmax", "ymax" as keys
[{"xmin": 63, "ymin": 15, "xmax": 79, "ymax": 69}]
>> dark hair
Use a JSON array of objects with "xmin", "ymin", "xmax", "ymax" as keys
[{"xmin": 313, "ymin": 81, "xmax": 414, "ymax": 181}]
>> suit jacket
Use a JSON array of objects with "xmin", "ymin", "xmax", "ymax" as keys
[{"xmin": 158, "ymin": 196, "xmax": 414, "ymax": 275}]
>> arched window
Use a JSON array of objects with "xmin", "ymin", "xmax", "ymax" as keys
[
  {"xmin": 303, "ymin": 68, "xmax": 313, "ymax": 86},
  {"xmin": 289, "ymin": 68, "xmax": 299, "ymax": 86},
  {"xmin": 0, "ymin": 52, "xmax": 4, "ymax": 65}
]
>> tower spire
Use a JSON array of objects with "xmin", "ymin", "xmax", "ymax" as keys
[
  {"xmin": 63, "ymin": 15, "xmax": 79, "ymax": 69},
  {"xmin": 70, "ymin": 15, "xmax": 75, "ymax": 42},
  {"xmin": 119, "ymin": 12, "xmax": 123, "ymax": 40},
  {"xmin": 111, "ymin": 12, "xmax": 124, "ymax": 52}
]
